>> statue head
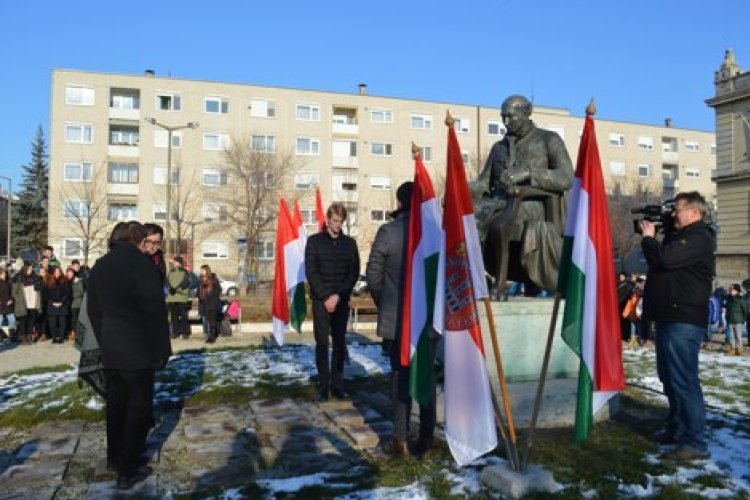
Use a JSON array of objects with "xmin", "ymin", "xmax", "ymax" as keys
[{"xmin": 501, "ymin": 95, "xmax": 533, "ymax": 136}]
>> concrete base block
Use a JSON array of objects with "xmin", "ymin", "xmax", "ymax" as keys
[{"xmin": 480, "ymin": 464, "xmax": 560, "ymax": 499}]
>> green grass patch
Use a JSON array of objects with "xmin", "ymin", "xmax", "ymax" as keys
[
  {"xmin": 10, "ymin": 364, "xmax": 73, "ymax": 377},
  {"xmin": 0, "ymin": 380, "xmax": 102, "ymax": 428}
]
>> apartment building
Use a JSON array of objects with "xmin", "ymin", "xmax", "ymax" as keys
[
  {"xmin": 49, "ymin": 69, "xmax": 716, "ymax": 281},
  {"xmin": 706, "ymin": 49, "xmax": 750, "ymax": 280}
]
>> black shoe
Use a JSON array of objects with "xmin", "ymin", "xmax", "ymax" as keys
[
  {"xmin": 654, "ymin": 430, "xmax": 676, "ymax": 445},
  {"xmin": 315, "ymin": 385, "xmax": 329, "ymax": 402},
  {"xmin": 205, "ymin": 336, "xmax": 216, "ymax": 344},
  {"xmin": 115, "ymin": 465, "xmax": 152, "ymax": 490},
  {"xmin": 331, "ymin": 387, "xmax": 348, "ymax": 400}
]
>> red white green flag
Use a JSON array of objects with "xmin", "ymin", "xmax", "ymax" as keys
[
  {"xmin": 271, "ymin": 198, "xmax": 305, "ymax": 345},
  {"xmin": 290, "ymin": 200, "xmax": 308, "ymax": 333},
  {"xmin": 434, "ymin": 120, "xmax": 498, "ymax": 466},
  {"xmin": 315, "ymin": 187, "xmax": 326, "ymax": 232},
  {"xmin": 559, "ymin": 108, "xmax": 626, "ymax": 444},
  {"xmin": 400, "ymin": 152, "xmax": 442, "ymax": 407}
]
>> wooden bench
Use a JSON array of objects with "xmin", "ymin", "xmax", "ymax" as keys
[{"xmin": 349, "ymin": 295, "xmax": 378, "ymax": 331}]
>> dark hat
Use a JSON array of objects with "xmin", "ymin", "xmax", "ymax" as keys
[
  {"xmin": 173, "ymin": 256, "xmax": 185, "ymax": 265},
  {"xmin": 396, "ymin": 181, "xmax": 414, "ymax": 211}
]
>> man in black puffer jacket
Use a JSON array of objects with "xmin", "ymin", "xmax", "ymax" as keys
[
  {"xmin": 641, "ymin": 191, "xmax": 715, "ymax": 462},
  {"xmin": 305, "ymin": 202, "xmax": 360, "ymax": 402}
]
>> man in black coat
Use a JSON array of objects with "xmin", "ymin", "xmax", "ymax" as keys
[
  {"xmin": 305, "ymin": 203, "xmax": 360, "ymax": 401},
  {"xmin": 87, "ymin": 221, "xmax": 171, "ymax": 489}
]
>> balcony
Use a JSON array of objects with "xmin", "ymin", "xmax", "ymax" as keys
[
  {"xmin": 332, "ymin": 189, "xmax": 359, "ymax": 203},
  {"xmin": 107, "ymin": 183, "xmax": 139, "ymax": 196},
  {"xmin": 108, "ymin": 145, "xmax": 139, "ymax": 157},
  {"xmin": 661, "ymin": 151, "xmax": 679, "ymax": 163},
  {"xmin": 332, "ymin": 122, "xmax": 359, "ymax": 136},
  {"xmin": 332, "ymin": 107, "xmax": 358, "ymax": 137},
  {"xmin": 109, "ymin": 107, "xmax": 140, "ymax": 121},
  {"xmin": 332, "ymin": 155, "xmax": 359, "ymax": 169}
]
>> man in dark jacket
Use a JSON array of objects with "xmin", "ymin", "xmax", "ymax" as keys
[
  {"xmin": 366, "ymin": 181, "xmax": 438, "ymax": 457},
  {"xmin": 641, "ymin": 191, "xmax": 715, "ymax": 461},
  {"xmin": 305, "ymin": 203, "xmax": 360, "ymax": 401},
  {"xmin": 87, "ymin": 221, "xmax": 171, "ymax": 490}
]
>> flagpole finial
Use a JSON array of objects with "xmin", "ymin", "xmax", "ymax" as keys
[
  {"xmin": 411, "ymin": 141, "xmax": 420, "ymax": 158},
  {"xmin": 445, "ymin": 109, "xmax": 455, "ymax": 128},
  {"xmin": 586, "ymin": 99, "xmax": 596, "ymax": 116}
]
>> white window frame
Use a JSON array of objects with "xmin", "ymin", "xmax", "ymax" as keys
[
  {"xmin": 202, "ymin": 167, "xmax": 229, "ymax": 187},
  {"xmin": 711, "ymin": 144, "xmax": 717, "ymax": 156},
  {"xmin": 454, "ymin": 117, "xmax": 470, "ymax": 133},
  {"xmin": 609, "ymin": 133, "xmax": 625, "ymax": 148},
  {"xmin": 108, "ymin": 162, "xmax": 139, "ymax": 184},
  {"xmin": 155, "ymin": 91, "xmax": 181, "ymax": 111},
  {"xmin": 62, "ymin": 238, "xmax": 84, "ymax": 258},
  {"xmin": 370, "ymin": 209, "xmax": 388, "ymax": 222},
  {"xmin": 203, "ymin": 132, "xmax": 230, "ymax": 151},
  {"xmin": 65, "ymin": 85, "xmax": 95, "ymax": 106},
  {"xmin": 153, "ymin": 166, "xmax": 180, "ymax": 186},
  {"xmin": 369, "ymin": 176, "xmax": 391, "ymax": 190},
  {"xmin": 294, "ymin": 172, "xmax": 320, "ymax": 190},
  {"xmin": 64, "ymin": 161, "xmax": 92, "ymax": 182},
  {"xmin": 258, "ymin": 240, "xmax": 274, "ymax": 260},
  {"xmin": 296, "ymin": 137, "xmax": 321, "ymax": 155},
  {"xmin": 296, "ymin": 103, "xmax": 321, "ymax": 122},
  {"xmin": 685, "ymin": 167, "xmax": 701, "ymax": 179},
  {"xmin": 250, "ymin": 172, "xmax": 274, "ymax": 188},
  {"xmin": 250, "ymin": 98, "xmax": 276, "ymax": 118},
  {"xmin": 638, "ymin": 164, "xmax": 652, "ymax": 177},
  {"xmin": 487, "ymin": 120, "xmax": 506, "ymax": 136},
  {"xmin": 251, "ymin": 134, "xmax": 276, "ymax": 153},
  {"xmin": 154, "ymin": 130, "xmax": 182, "ymax": 149},
  {"xmin": 65, "ymin": 122, "xmax": 93, "ymax": 144},
  {"xmin": 609, "ymin": 161, "xmax": 627, "ymax": 176},
  {"xmin": 108, "ymin": 203, "xmax": 138, "ymax": 221},
  {"xmin": 63, "ymin": 199, "xmax": 90, "ymax": 219},
  {"xmin": 371, "ymin": 142, "xmax": 393, "ymax": 157},
  {"xmin": 201, "ymin": 241, "xmax": 229, "ymax": 260},
  {"xmin": 202, "ymin": 203, "xmax": 228, "ymax": 223},
  {"xmin": 333, "ymin": 174, "xmax": 358, "ymax": 192},
  {"xmin": 370, "ymin": 109, "xmax": 393, "ymax": 124},
  {"xmin": 411, "ymin": 113, "xmax": 433, "ymax": 130},
  {"xmin": 205, "ymin": 95, "xmax": 230, "ymax": 114},
  {"xmin": 684, "ymin": 141, "xmax": 701, "ymax": 152},
  {"xmin": 637, "ymin": 136, "xmax": 654, "ymax": 151},
  {"xmin": 462, "ymin": 150, "xmax": 471, "ymax": 166}
]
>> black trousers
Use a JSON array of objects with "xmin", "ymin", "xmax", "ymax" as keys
[
  {"xmin": 168, "ymin": 302, "xmax": 189, "ymax": 337},
  {"xmin": 47, "ymin": 315, "xmax": 67, "ymax": 341},
  {"xmin": 390, "ymin": 334, "xmax": 438, "ymax": 438},
  {"xmin": 17, "ymin": 310, "xmax": 38, "ymax": 342},
  {"xmin": 312, "ymin": 300, "xmax": 349, "ymax": 389},
  {"xmin": 105, "ymin": 368, "xmax": 154, "ymax": 474}
]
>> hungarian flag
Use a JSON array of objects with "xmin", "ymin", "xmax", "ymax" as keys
[
  {"xmin": 434, "ymin": 119, "xmax": 498, "ymax": 466},
  {"xmin": 315, "ymin": 187, "xmax": 326, "ymax": 232},
  {"xmin": 400, "ymin": 152, "xmax": 442, "ymax": 407},
  {"xmin": 290, "ymin": 200, "xmax": 308, "ymax": 332},
  {"xmin": 559, "ymin": 106, "xmax": 626, "ymax": 445},
  {"xmin": 271, "ymin": 198, "xmax": 305, "ymax": 345}
]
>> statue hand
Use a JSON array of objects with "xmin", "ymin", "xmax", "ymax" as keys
[{"xmin": 500, "ymin": 168, "xmax": 529, "ymax": 191}]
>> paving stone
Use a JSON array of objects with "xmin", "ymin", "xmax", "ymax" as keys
[
  {"xmin": 86, "ymin": 475, "xmax": 157, "ymax": 500},
  {"xmin": 249, "ymin": 399, "xmax": 299, "ymax": 416},
  {"xmin": 181, "ymin": 405, "xmax": 237, "ymax": 420},
  {"xmin": 360, "ymin": 407, "xmax": 384, "ymax": 423},
  {"xmin": 30, "ymin": 420, "xmax": 86, "ymax": 439},
  {"xmin": 16, "ymin": 436, "xmax": 78, "ymax": 459},
  {"xmin": 324, "ymin": 408, "xmax": 365, "ymax": 426},
  {"xmin": 317, "ymin": 399, "xmax": 355, "ymax": 411},
  {"xmin": 343, "ymin": 425, "xmax": 381, "ymax": 449},
  {"xmin": 184, "ymin": 421, "xmax": 238, "ymax": 439},
  {"xmin": 255, "ymin": 413, "xmax": 311, "ymax": 434},
  {"xmin": 186, "ymin": 438, "xmax": 247, "ymax": 461},
  {"xmin": 268, "ymin": 433, "xmax": 338, "ymax": 454},
  {"xmin": 0, "ymin": 486, "xmax": 57, "ymax": 500},
  {"xmin": 0, "ymin": 459, "xmax": 68, "ymax": 488}
]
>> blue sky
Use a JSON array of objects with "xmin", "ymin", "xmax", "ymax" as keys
[{"xmin": 1, "ymin": 0, "xmax": 749, "ymax": 190}]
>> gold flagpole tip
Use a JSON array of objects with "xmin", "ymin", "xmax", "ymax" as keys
[
  {"xmin": 411, "ymin": 141, "xmax": 420, "ymax": 156},
  {"xmin": 586, "ymin": 98, "xmax": 596, "ymax": 116},
  {"xmin": 445, "ymin": 109, "xmax": 455, "ymax": 127}
]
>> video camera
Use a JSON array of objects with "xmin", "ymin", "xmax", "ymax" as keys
[{"xmin": 631, "ymin": 199, "xmax": 675, "ymax": 234}]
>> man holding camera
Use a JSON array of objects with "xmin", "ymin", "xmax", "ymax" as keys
[{"xmin": 640, "ymin": 191, "xmax": 715, "ymax": 461}]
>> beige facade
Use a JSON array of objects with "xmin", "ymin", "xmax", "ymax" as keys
[
  {"xmin": 706, "ymin": 49, "xmax": 750, "ymax": 281},
  {"xmin": 49, "ymin": 69, "xmax": 717, "ymax": 280}
]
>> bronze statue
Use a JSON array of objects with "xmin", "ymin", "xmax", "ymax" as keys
[{"xmin": 472, "ymin": 95, "xmax": 574, "ymax": 299}]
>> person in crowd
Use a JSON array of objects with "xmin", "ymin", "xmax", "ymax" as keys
[
  {"xmin": 143, "ymin": 223, "xmax": 167, "ymax": 285},
  {"xmin": 12, "ymin": 262, "xmax": 42, "ymax": 345},
  {"xmin": 166, "ymin": 256, "xmax": 191, "ymax": 339},
  {"xmin": 42, "ymin": 245, "xmax": 61, "ymax": 269},
  {"xmin": 305, "ymin": 202, "xmax": 360, "ymax": 402},
  {"xmin": 44, "ymin": 266, "xmax": 71, "ymax": 344},
  {"xmin": 623, "ymin": 281, "xmax": 645, "ymax": 348},
  {"xmin": 641, "ymin": 191, "xmax": 715, "ymax": 461},
  {"xmin": 70, "ymin": 259, "xmax": 89, "ymax": 285},
  {"xmin": 67, "ymin": 266, "xmax": 85, "ymax": 341},
  {"xmin": 87, "ymin": 221, "xmax": 171, "ymax": 490},
  {"xmin": 706, "ymin": 290, "xmax": 722, "ymax": 346},
  {"xmin": 35, "ymin": 266, "xmax": 48, "ymax": 341},
  {"xmin": 0, "ymin": 269, "xmax": 15, "ymax": 342},
  {"xmin": 724, "ymin": 283, "xmax": 747, "ymax": 356},
  {"xmin": 198, "ymin": 265, "xmax": 222, "ymax": 344},
  {"xmin": 617, "ymin": 271, "xmax": 635, "ymax": 342},
  {"xmin": 366, "ymin": 181, "xmax": 438, "ymax": 458}
]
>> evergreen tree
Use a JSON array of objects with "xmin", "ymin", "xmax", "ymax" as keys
[{"xmin": 13, "ymin": 125, "xmax": 49, "ymax": 257}]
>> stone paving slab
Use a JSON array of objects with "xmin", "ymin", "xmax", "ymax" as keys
[
  {"xmin": 0, "ymin": 486, "xmax": 57, "ymax": 500},
  {"xmin": 30, "ymin": 420, "xmax": 86, "ymax": 439},
  {"xmin": 249, "ymin": 399, "xmax": 299, "ymax": 415},
  {"xmin": 268, "ymin": 433, "xmax": 338, "ymax": 454},
  {"xmin": 16, "ymin": 436, "xmax": 78, "ymax": 460},
  {"xmin": 0, "ymin": 459, "xmax": 69, "ymax": 488},
  {"xmin": 323, "ymin": 408, "xmax": 366, "ymax": 427},
  {"xmin": 255, "ymin": 413, "xmax": 312, "ymax": 434},
  {"xmin": 86, "ymin": 475, "xmax": 158, "ymax": 500},
  {"xmin": 186, "ymin": 438, "xmax": 248, "ymax": 462},
  {"xmin": 183, "ymin": 421, "xmax": 238, "ymax": 439},
  {"xmin": 317, "ymin": 399, "xmax": 356, "ymax": 411},
  {"xmin": 343, "ymin": 424, "xmax": 381, "ymax": 449},
  {"xmin": 181, "ymin": 406, "xmax": 238, "ymax": 421}
]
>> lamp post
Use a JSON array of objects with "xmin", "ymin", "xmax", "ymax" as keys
[
  {"xmin": 143, "ymin": 118, "xmax": 199, "ymax": 256},
  {"xmin": 0, "ymin": 175, "xmax": 11, "ymax": 264}
]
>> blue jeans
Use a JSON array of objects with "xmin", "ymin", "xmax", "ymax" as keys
[{"xmin": 655, "ymin": 322, "xmax": 707, "ymax": 451}]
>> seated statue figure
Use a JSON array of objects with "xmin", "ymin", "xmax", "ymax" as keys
[{"xmin": 471, "ymin": 94, "xmax": 574, "ymax": 299}]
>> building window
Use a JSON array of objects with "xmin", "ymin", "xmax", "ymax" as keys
[
  {"xmin": 294, "ymin": 172, "xmax": 319, "ymax": 190},
  {"xmin": 152, "ymin": 202, "xmax": 177, "ymax": 222},
  {"xmin": 258, "ymin": 240, "xmax": 274, "ymax": 260},
  {"xmin": 250, "ymin": 98, "xmax": 276, "ymax": 118},
  {"xmin": 462, "ymin": 150, "xmax": 471, "ymax": 166},
  {"xmin": 109, "ymin": 127, "xmax": 139, "ymax": 146},
  {"xmin": 202, "ymin": 203, "xmax": 228, "ymax": 222},
  {"xmin": 662, "ymin": 137, "xmax": 678, "ymax": 153},
  {"xmin": 411, "ymin": 146, "xmax": 432, "ymax": 162},
  {"xmin": 156, "ymin": 92, "xmax": 181, "ymax": 111},
  {"xmin": 110, "ymin": 90, "xmax": 139, "ymax": 109},
  {"xmin": 63, "ymin": 200, "xmax": 90, "ymax": 219},
  {"xmin": 685, "ymin": 167, "xmax": 701, "ymax": 179},
  {"xmin": 369, "ymin": 176, "xmax": 391, "ymax": 190},
  {"xmin": 108, "ymin": 162, "xmax": 139, "ymax": 183},
  {"xmin": 487, "ymin": 120, "xmax": 506, "ymax": 136},
  {"xmin": 609, "ymin": 133, "xmax": 625, "ymax": 148},
  {"xmin": 371, "ymin": 209, "xmax": 388, "ymax": 222},
  {"xmin": 296, "ymin": 103, "xmax": 321, "ymax": 121},
  {"xmin": 371, "ymin": 142, "xmax": 393, "ymax": 156},
  {"xmin": 370, "ymin": 109, "xmax": 393, "ymax": 123},
  {"xmin": 684, "ymin": 141, "xmax": 700, "ymax": 152},
  {"xmin": 202, "ymin": 241, "xmax": 229, "ymax": 259},
  {"xmin": 205, "ymin": 96, "xmax": 230, "ymax": 114},
  {"xmin": 249, "ymin": 172, "xmax": 274, "ymax": 189},
  {"xmin": 64, "ymin": 161, "xmax": 92, "ymax": 181},
  {"xmin": 638, "ymin": 164, "xmax": 652, "ymax": 177},
  {"xmin": 154, "ymin": 130, "xmax": 182, "ymax": 149},
  {"xmin": 63, "ymin": 238, "xmax": 84, "ymax": 258},
  {"xmin": 609, "ymin": 161, "xmax": 626, "ymax": 176},
  {"xmin": 333, "ymin": 174, "xmax": 358, "ymax": 192},
  {"xmin": 411, "ymin": 113, "xmax": 433, "ymax": 130},
  {"xmin": 299, "ymin": 207, "xmax": 316, "ymax": 225},
  {"xmin": 65, "ymin": 85, "xmax": 94, "ymax": 106},
  {"xmin": 296, "ymin": 137, "xmax": 321, "ymax": 155},
  {"xmin": 251, "ymin": 134, "xmax": 276, "ymax": 153},
  {"xmin": 108, "ymin": 203, "xmax": 138, "ymax": 221},
  {"xmin": 637, "ymin": 136, "xmax": 654, "ymax": 151},
  {"xmin": 65, "ymin": 123, "xmax": 93, "ymax": 143},
  {"xmin": 711, "ymin": 144, "xmax": 717, "ymax": 156},
  {"xmin": 203, "ymin": 132, "xmax": 230, "ymax": 151},
  {"xmin": 202, "ymin": 168, "xmax": 229, "ymax": 187},
  {"xmin": 153, "ymin": 166, "xmax": 180, "ymax": 185},
  {"xmin": 454, "ymin": 117, "xmax": 470, "ymax": 133}
]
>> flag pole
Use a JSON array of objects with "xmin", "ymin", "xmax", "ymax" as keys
[
  {"xmin": 520, "ymin": 291, "xmax": 562, "ymax": 472},
  {"xmin": 489, "ymin": 383, "xmax": 518, "ymax": 470}
]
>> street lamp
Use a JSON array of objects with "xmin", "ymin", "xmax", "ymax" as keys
[
  {"xmin": 0, "ymin": 175, "xmax": 11, "ymax": 265},
  {"xmin": 143, "ymin": 117, "xmax": 199, "ymax": 256}
]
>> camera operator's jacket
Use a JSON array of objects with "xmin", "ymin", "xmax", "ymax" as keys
[{"xmin": 641, "ymin": 220, "xmax": 715, "ymax": 328}]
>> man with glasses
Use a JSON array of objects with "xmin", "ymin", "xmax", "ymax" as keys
[
  {"xmin": 640, "ymin": 191, "xmax": 715, "ymax": 461},
  {"xmin": 143, "ymin": 223, "xmax": 166, "ymax": 284}
]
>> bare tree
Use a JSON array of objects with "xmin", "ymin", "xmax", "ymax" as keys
[
  {"xmin": 607, "ymin": 179, "xmax": 662, "ymax": 273},
  {"xmin": 171, "ymin": 168, "xmax": 203, "ymax": 258}
]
